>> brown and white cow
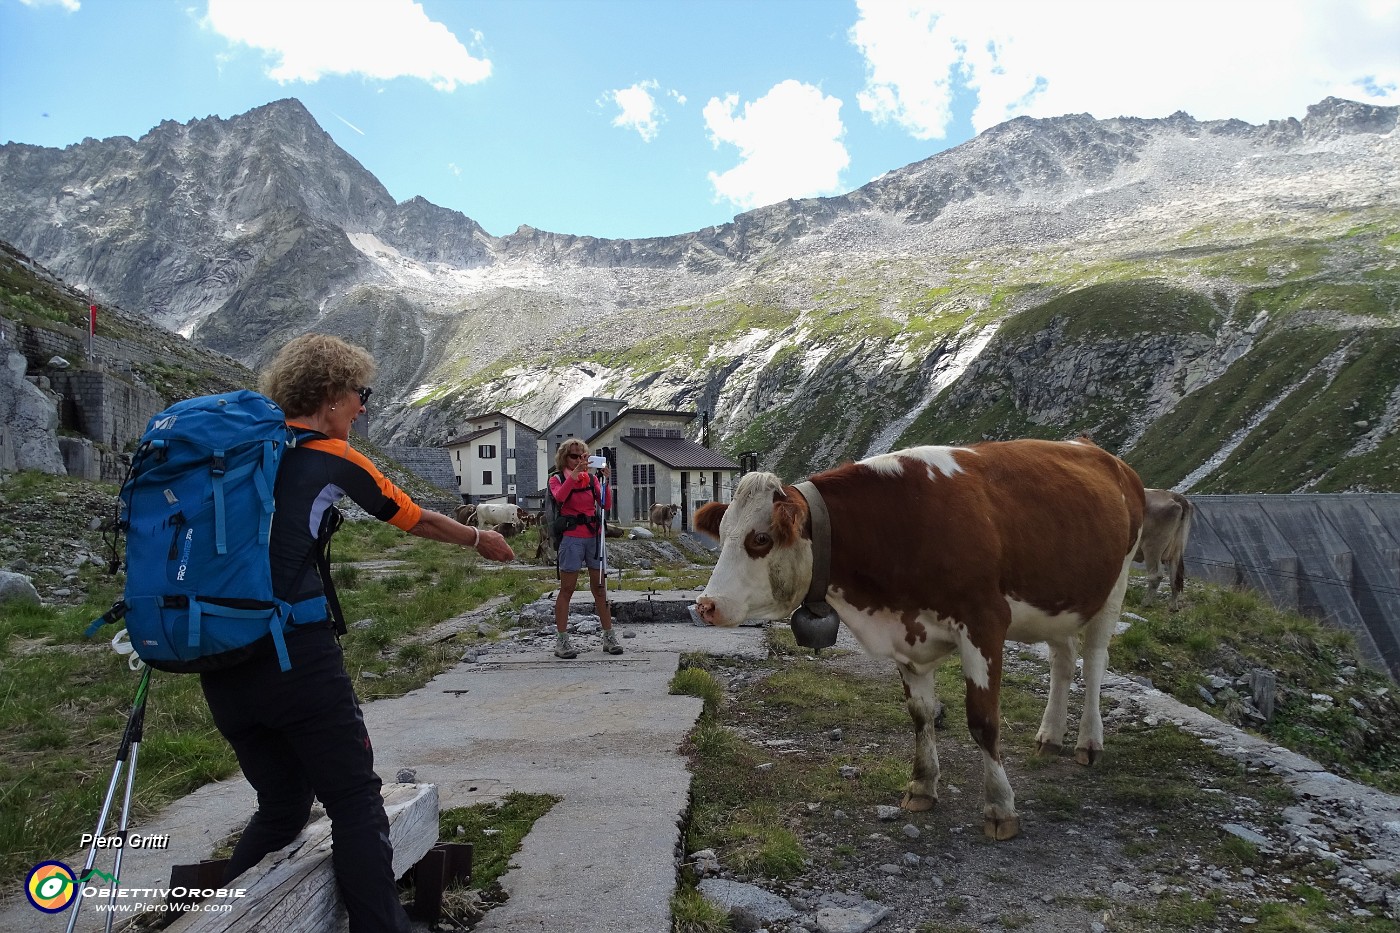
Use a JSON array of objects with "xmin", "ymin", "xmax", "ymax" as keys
[
  {"xmin": 1136, "ymin": 488, "xmax": 1193, "ymax": 611},
  {"xmin": 649, "ymin": 502, "xmax": 680, "ymax": 536},
  {"xmin": 693, "ymin": 440, "xmax": 1145, "ymax": 840}
]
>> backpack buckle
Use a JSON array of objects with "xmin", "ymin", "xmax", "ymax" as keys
[{"xmin": 211, "ymin": 455, "xmax": 226, "ymax": 477}]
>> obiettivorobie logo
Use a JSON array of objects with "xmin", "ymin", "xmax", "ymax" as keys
[{"xmin": 24, "ymin": 862, "xmax": 117, "ymax": 913}]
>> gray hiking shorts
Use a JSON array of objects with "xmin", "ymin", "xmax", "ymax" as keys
[{"xmin": 558, "ymin": 535, "xmax": 602, "ymax": 573}]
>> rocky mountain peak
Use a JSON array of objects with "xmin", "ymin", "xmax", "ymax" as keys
[{"xmin": 1304, "ymin": 96, "xmax": 1399, "ymax": 137}]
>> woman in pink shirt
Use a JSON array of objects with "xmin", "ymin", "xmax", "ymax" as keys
[{"xmin": 549, "ymin": 438, "xmax": 622, "ymax": 658}]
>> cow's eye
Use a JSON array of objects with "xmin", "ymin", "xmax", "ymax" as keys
[{"xmin": 753, "ymin": 532, "xmax": 771, "ymax": 547}]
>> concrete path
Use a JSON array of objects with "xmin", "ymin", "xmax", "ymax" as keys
[{"xmin": 3, "ymin": 615, "xmax": 766, "ymax": 933}]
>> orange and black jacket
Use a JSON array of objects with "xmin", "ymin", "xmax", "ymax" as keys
[{"xmin": 274, "ymin": 425, "xmax": 423, "ymax": 606}]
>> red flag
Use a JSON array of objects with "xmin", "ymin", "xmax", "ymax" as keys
[{"xmin": 89, "ymin": 304, "xmax": 97, "ymax": 336}]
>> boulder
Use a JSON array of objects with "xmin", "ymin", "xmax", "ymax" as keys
[
  {"xmin": 0, "ymin": 571, "xmax": 41, "ymax": 606},
  {"xmin": 0, "ymin": 350, "xmax": 65, "ymax": 475}
]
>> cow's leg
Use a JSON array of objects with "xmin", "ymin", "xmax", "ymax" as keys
[
  {"xmin": 958, "ymin": 632, "xmax": 1017, "ymax": 840},
  {"xmin": 1034, "ymin": 633, "xmax": 1078, "ymax": 756},
  {"xmin": 1168, "ymin": 558, "xmax": 1184, "ymax": 611},
  {"xmin": 896, "ymin": 657, "xmax": 948, "ymax": 813},
  {"xmin": 1075, "ymin": 560, "xmax": 1131, "ymax": 766},
  {"xmin": 1141, "ymin": 558, "xmax": 1162, "ymax": 605}
]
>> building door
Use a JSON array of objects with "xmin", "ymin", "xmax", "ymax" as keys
[{"xmin": 680, "ymin": 471, "xmax": 690, "ymax": 531}]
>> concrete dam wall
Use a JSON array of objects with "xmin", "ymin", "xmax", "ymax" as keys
[{"xmin": 1183, "ymin": 494, "xmax": 1400, "ymax": 680}]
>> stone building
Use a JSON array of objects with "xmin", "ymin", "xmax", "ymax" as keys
[{"xmin": 443, "ymin": 411, "xmax": 545, "ymax": 506}]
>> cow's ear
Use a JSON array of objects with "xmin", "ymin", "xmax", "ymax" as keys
[
  {"xmin": 694, "ymin": 502, "xmax": 727, "ymax": 539},
  {"xmin": 771, "ymin": 493, "xmax": 807, "ymax": 547}
]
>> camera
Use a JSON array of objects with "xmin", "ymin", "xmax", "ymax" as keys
[{"xmin": 587, "ymin": 455, "xmax": 608, "ymax": 469}]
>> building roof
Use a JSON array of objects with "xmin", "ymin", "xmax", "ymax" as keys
[
  {"xmin": 442, "ymin": 426, "xmax": 499, "ymax": 447},
  {"xmin": 461, "ymin": 410, "xmax": 541, "ymax": 433},
  {"xmin": 622, "ymin": 408, "xmax": 695, "ymax": 421},
  {"xmin": 622, "ymin": 435, "xmax": 741, "ymax": 470}
]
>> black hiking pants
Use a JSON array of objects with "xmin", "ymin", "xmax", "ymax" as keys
[{"xmin": 200, "ymin": 624, "xmax": 411, "ymax": 933}]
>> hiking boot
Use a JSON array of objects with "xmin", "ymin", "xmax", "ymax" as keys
[
  {"xmin": 601, "ymin": 628, "xmax": 624, "ymax": 655},
  {"xmin": 554, "ymin": 631, "xmax": 577, "ymax": 659}
]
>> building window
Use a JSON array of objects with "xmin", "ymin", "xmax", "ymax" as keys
[
  {"xmin": 483, "ymin": 470, "xmax": 493, "ymax": 485},
  {"xmin": 454, "ymin": 451, "xmax": 460, "ymax": 462},
  {"xmin": 508, "ymin": 473, "xmax": 516, "ymax": 486},
  {"xmin": 631, "ymin": 463, "xmax": 656, "ymax": 522},
  {"xmin": 508, "ymin": 447, "xmax": 516, "ymax": 459},
  {"xmin": 478, "ymin": 444, "xmax": 496, "ymax": 458}
]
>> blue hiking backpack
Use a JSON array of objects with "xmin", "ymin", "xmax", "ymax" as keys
[{"xmin": 88, "ymin": 390, "xmax": 340, "ymax": 673}]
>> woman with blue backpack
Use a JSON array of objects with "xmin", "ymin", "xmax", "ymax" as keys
[{"xmin": 200, "ymin": 333, "xmax": 515, "ymax": 933}]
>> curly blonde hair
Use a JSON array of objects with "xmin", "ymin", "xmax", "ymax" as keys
[
  {"xmin": 555, "ymin": 438, "xmax": 590, "ymax": 474},
  {"xmin": 259, "ymin": 333, "xmax": 376, "ymax": 418}
]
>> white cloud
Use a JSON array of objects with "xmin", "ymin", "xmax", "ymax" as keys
[
  {"xmin": 704, "ymin": 79, "xmax": 849, "ymax": 212},
  {"xmin": 204, "ymin": 0, "xmax": 491, "ymax": 91},
  {"xmin": 18, "ymin": 0, "xmax": 80, "ymax": 11},
  {"xmin": 606, "ymin": 80, "xmax": 665, "ymax": 142},
  {"xmin": 851, "ymin": 0, "xmax": 1400, "ymax": 139}
]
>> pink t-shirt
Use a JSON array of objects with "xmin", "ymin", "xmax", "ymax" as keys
[{"xmin": 550, "ymin": 470, "xmax": 612, "ymax": 538}]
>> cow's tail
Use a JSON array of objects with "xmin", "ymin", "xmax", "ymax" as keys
[{"xmin": 1167, "ymin": 494, "xmax": 1194, "ymax": 594}]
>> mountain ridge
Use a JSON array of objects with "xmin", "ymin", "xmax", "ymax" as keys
[{"xmin": 0, "ymin": 96, "xmax": 1395, "ymax": 491}]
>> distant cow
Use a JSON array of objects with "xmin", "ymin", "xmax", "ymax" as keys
[
  {"xmin": 1136, "ymin": 489, "xmax": 1193, "ymax": 611},
  {"xmin": 649, "ymin": 503, "xmax": 680, "ymax": 535},
  {"xmin": 472, "ymin": 503, "xmax": 526, "ymax": 530},
  {"xmin": 693, "ymin": 440, "xmax": 1145, "ymax": 840},
  {"xmin": 453, "ymin": 504, "xmax": 476, "ymax": 525}
]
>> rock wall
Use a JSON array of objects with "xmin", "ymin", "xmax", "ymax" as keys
[{"xmin": 382, "ymin": 445, "xmax": 461, "ymax": 499}]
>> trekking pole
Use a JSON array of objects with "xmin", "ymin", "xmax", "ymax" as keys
[
  {"xmin": 597, "ymin": 475, "xmax": 608, "ymax": 599},
  {"xmin": 66, "ymin": 664, "xmax": 151, "ymax": 933}
]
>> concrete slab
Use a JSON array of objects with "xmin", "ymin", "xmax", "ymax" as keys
[{"xmin": 1, "ymin": 623, "xmax": 767, "ymax": 933}]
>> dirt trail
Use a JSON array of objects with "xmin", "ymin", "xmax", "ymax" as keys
[{"xmin": 703, "ymin": 627, "xmax": 1400, "ymax": 933}]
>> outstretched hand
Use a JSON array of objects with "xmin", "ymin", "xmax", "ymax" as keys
[{"xmin": 474, "ymin": 529, "xmax": 515, "ymax": 562}]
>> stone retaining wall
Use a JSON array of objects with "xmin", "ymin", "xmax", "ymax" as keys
[{"xmin": 1185, "ymin": 494, "xmax": 1400, "ymax": 680}]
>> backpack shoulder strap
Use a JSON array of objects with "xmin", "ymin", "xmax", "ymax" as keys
[{"xmin": 316, "ymin": 506, "xmax": 347, "ymax": 636}]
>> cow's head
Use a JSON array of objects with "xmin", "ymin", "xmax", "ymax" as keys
[{"xmin": 694, "ymin": 472, "xmax": 812, "ymax": 627}]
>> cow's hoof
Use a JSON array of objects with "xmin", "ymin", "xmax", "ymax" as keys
[
  {"xmin": 1033, "ymin": 739, "xmax": 1061, "ymax": 757},
  {"xmin": 983, "ymin": 813, "xmax": 1020, "ymax": 841},
  {"xmin": 900, "ymin": 791, "xmax": 936, "ymax": 812},
  {"xmin": 1074, "ymin": 746, "xmax": 1100, "ymax": 767}
]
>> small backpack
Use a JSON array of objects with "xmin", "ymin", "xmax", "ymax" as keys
[{"xmin": 89, "ymin": 390, "xmax": 341, "ymax": 673}]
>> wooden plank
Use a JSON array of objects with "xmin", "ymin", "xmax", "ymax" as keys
[{"xmin": 166, "ymin": 782, "xmax": 439, "ymax": 933}]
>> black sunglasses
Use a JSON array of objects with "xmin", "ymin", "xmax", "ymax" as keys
[
  {"xmin": 565, "ymin": 452, "xmax": 584, "ymax": 460},
  {"xmin": 357, "ymin": 386, "xmax": 373, "ymax": 405}
]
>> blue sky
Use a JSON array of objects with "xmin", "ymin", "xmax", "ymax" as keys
[{"xmin": 3, "ymin": 0, "xmax": 1398, "ymax": 241}]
